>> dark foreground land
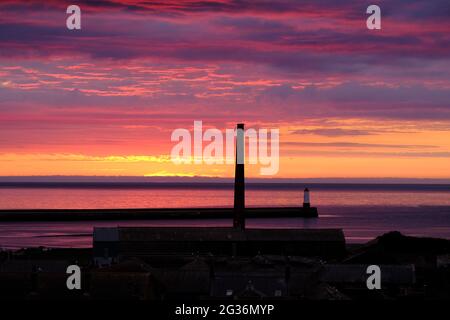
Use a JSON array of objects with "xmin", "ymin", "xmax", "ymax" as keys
[{"xmin": 1, "ymin": 231, "xmax": 450, "ymax": 300}]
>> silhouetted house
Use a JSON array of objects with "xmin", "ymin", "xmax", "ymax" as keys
[
  {"xmin": 153, "ymin": 258, "xmax": 211, "ymax": 299},
  {"xmin": 0, "ymin": 259, "xmax": 79, "ymax": 299},
  {"xmin": 286, "ymin": 256, "xmax": 325, "ymax": 298},
  {"xmin": 437, "ymin": 254, "xmax": 450, "ymax": 268},
  {"xmin": 89, "ymin": 258, "xmax": 158, "ymax": 300},
  {"xmin": 0, "ymin": 260, "xmax": 34, "ymax": 298},
  {"xmin": 322, "ymin": 264, "xmax": 416, "ymax": 286},
  {"xmin": 210, "ymin": 256, "xmax": 288, "ymax": 299},
  {"xmin": 307, "ymin": 283, "xmax": 350, "ymax": 300},
  {"xmin": 320, "ymin": 264, "xmax": 416, "ymax": 299}
]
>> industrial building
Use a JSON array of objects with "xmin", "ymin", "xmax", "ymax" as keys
[{"xmin": 93, "ymin": 227, "xmax": 346, "ymax": 265}]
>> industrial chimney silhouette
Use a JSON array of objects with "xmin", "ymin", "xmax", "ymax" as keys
[{"xmin": 233, "ymin": 123, "xmax": 245, "ymax": 229}]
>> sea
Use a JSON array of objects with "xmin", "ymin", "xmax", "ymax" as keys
[{"xmin": 0, "ymin": 183, "xmax": 450, "ymax": 248}]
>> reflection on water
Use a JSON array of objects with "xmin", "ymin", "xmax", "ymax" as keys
[
  {"xmin": 0, "ymin": 187, "xmax": 449, "ymax": 248},
  {"xmin": 1, "ymin": 187, "xmax": 450, "ymax": 209}
]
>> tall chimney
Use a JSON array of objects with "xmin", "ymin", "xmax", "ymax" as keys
[{"xmin": 233, "ymin": 123, "xmax": 245, "ymax": 230}]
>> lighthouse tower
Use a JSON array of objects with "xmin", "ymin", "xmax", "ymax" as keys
[{"xmin": 303, "ymin": 188, "xmax": 310, "ymax": 209}]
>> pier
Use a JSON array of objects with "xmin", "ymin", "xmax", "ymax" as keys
[{"xmin": 0, "ymin": 206, "xmax": 317, "ymax": 221}]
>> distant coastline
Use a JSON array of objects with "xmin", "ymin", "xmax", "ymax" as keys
[
  {"xmin": 0, "ymin": 175, "xmax": 449, "ymax": 185},
  {"xmin": 0, "ymin": 181, "xmax": 449, "ymax": 191}
]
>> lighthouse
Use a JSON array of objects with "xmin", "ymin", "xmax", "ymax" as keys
[{"xmin": 303, "ymin": 188, "xmax": 310, "ymax": 209}]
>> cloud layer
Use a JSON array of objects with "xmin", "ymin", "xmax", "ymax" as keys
[{"xmin": 0, "ymin": 0, "xmax": 449, "ymax": 177}]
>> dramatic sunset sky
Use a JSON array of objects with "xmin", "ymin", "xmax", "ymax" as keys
[{"xmin": 0, "ymin": 0, "xmax": 449, "ymax": 179}]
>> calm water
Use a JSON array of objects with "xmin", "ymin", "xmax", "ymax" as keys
[{"xmin": 0, "ymin": 184, "xmax": 450, "ymax": 248}]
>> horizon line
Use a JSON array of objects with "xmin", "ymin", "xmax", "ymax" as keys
[{"xmin": 0, "ymin": 175, "xmax": 449, "ymax": 185}]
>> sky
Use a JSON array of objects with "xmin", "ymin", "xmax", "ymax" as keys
[{"xmin": 0, "ymin": 0, "xmax": 449, "ymax": 179}]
